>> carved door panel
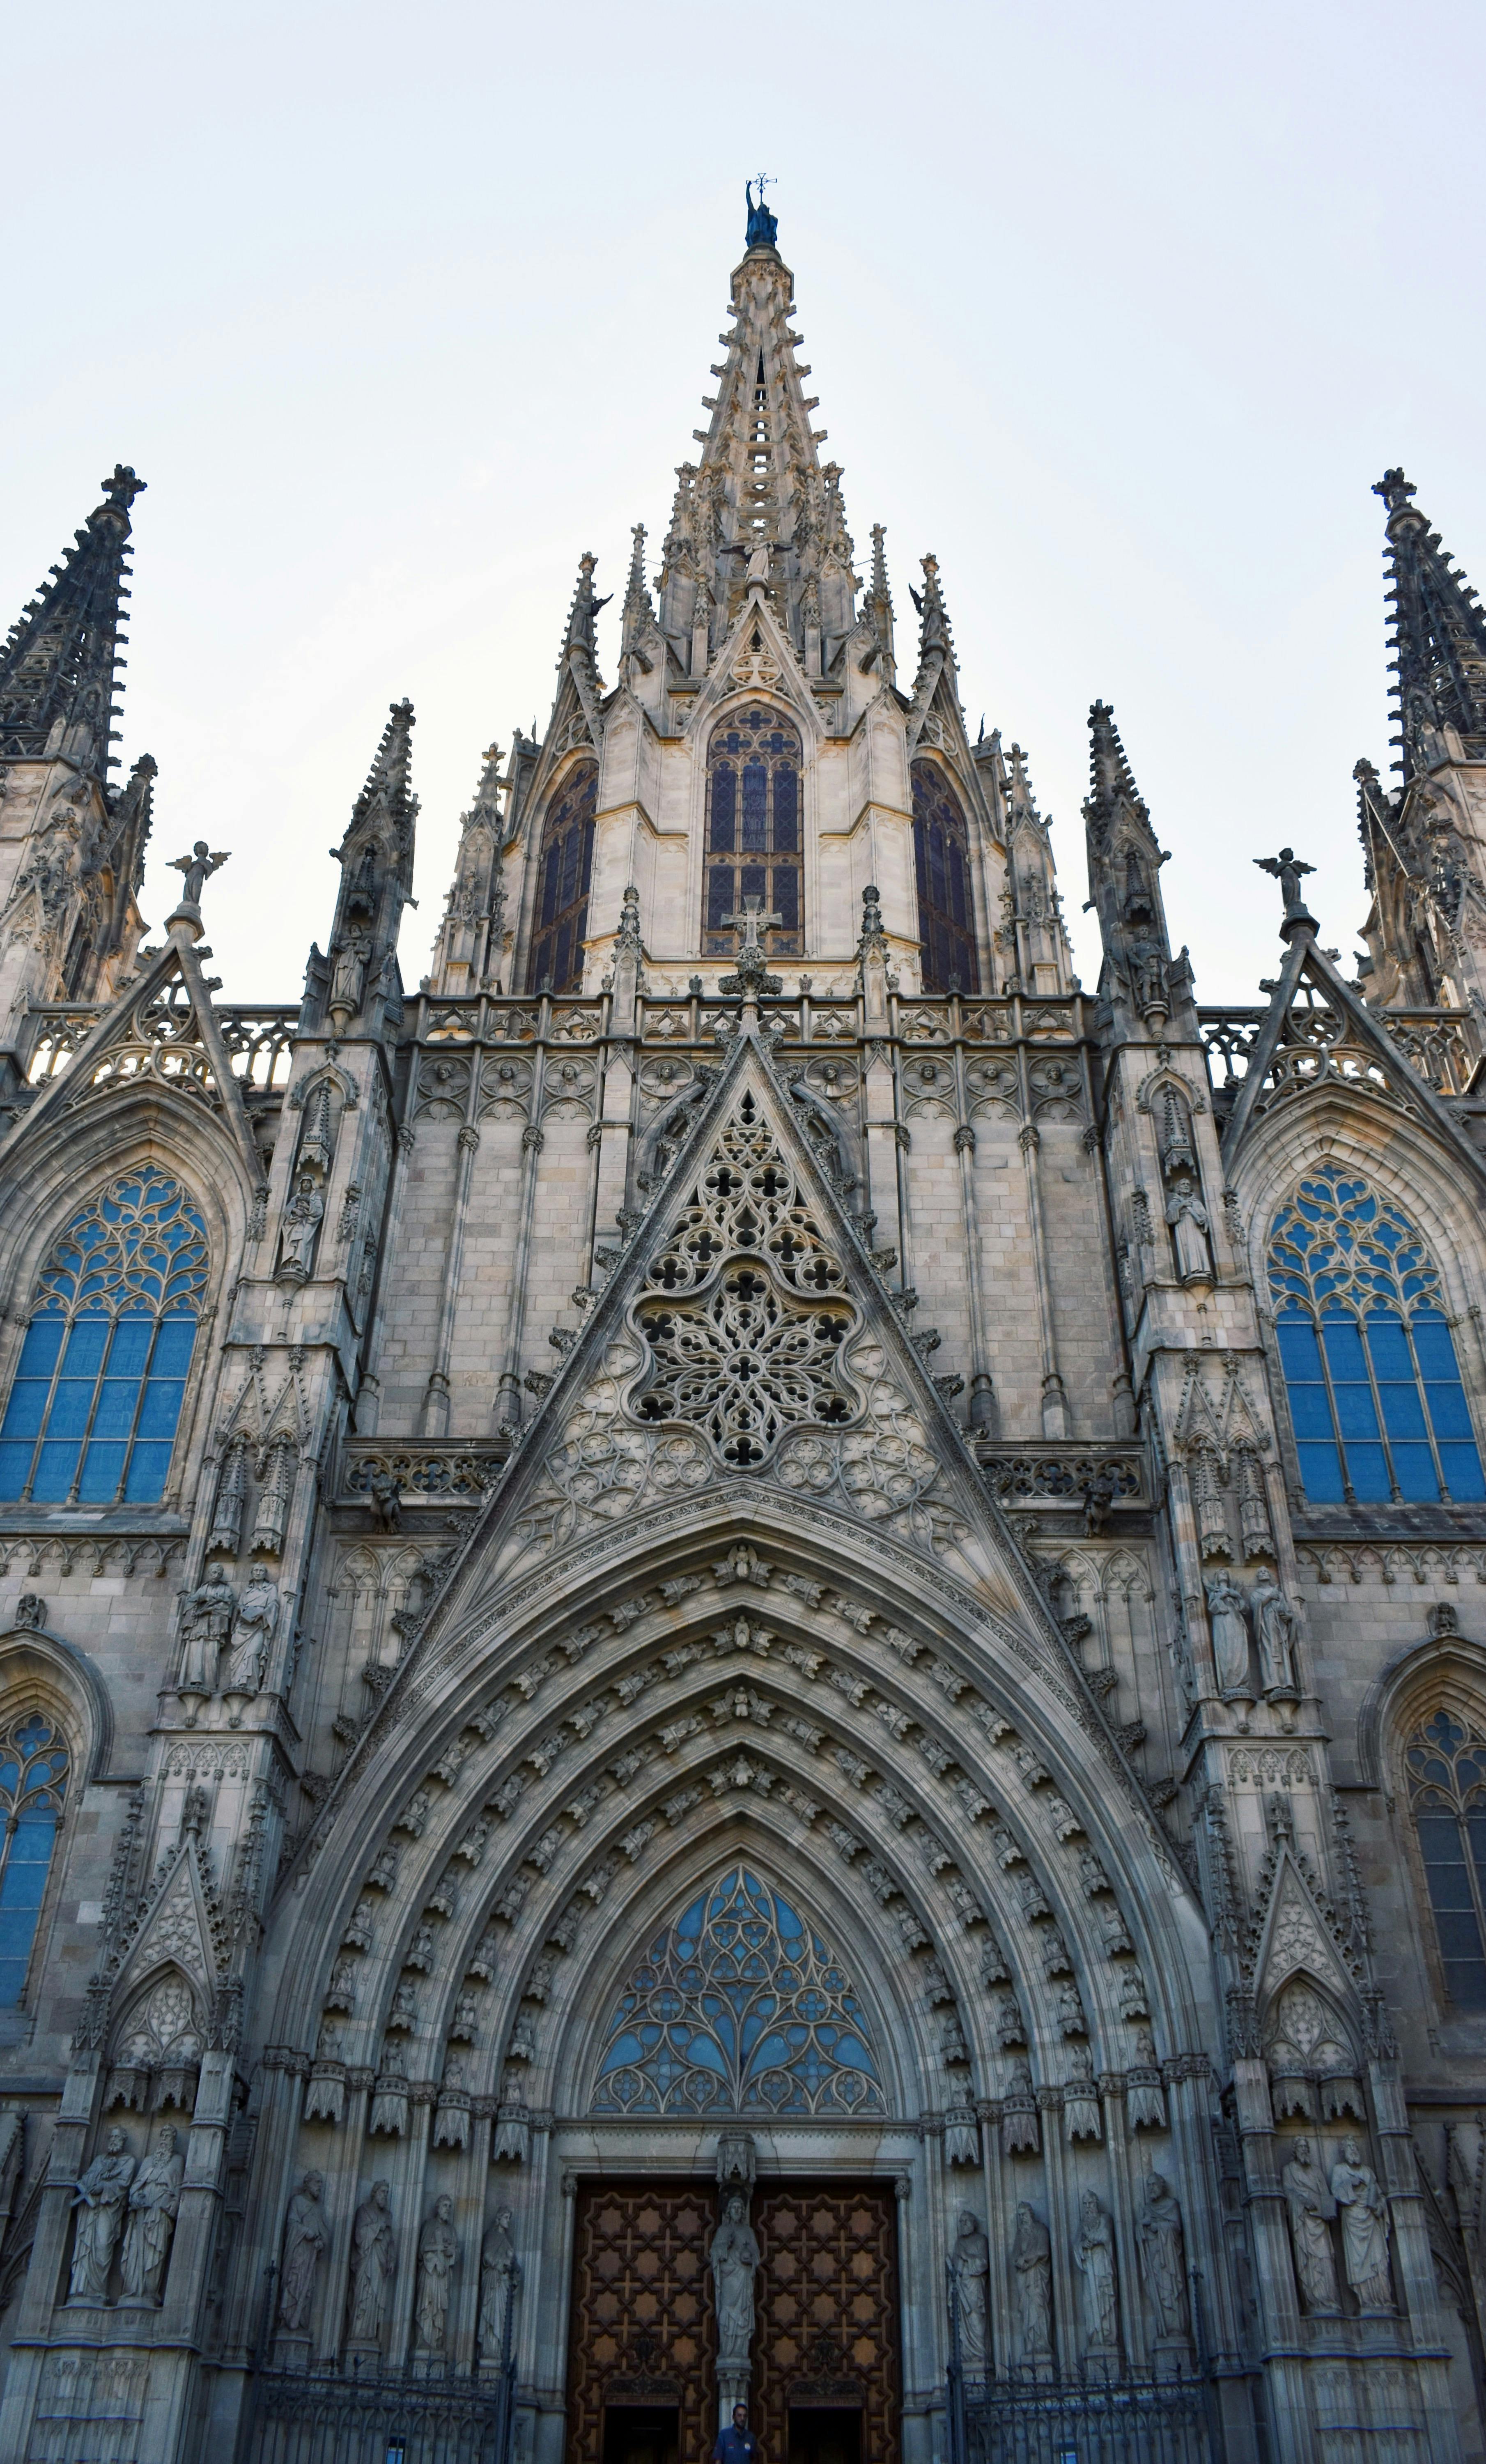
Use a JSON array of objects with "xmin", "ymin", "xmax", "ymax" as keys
[
  {"xmin": 751, "ymin": 2186, "xmax": 901, "ymax": 2464},
  {"xmin": 565, "ymin": 2184, "xmax": 717, "ymax": 2464}
]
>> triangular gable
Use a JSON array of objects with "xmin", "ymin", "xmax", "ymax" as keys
[
  {"xmin": 1222, "ymin": 927, "xmax": 1486, "ymax": 1192},
  {"xmin": 108, "ymin": 1839, "xmax": 224, "ymax": 2014},
  {"xmin": 1248, "ymin": 1845, "xmax": 1360, "ymax": 2011},
  {"xmin": 415, "ymin": 1027, "xmax": 1086, "ymax": 1660},
  {"xmin": 11, "ymin": 931, "xmax": 261, "ymax": 1190},
  {"xmin": 685, "ymin": 589, "xmax": 829, "ymax": 747}
]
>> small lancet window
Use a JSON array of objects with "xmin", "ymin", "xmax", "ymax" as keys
[
  {"xmin": 911, "ymin": 761, "xmax": 979, "ymax": 993},
  {"xmin": 0, "ymin": 1712, "xmax": 69, "ymax": 2007},
  {"xmin": 1407, "ymin": 1708, "xmax": 1486, "ymax": 2010},
  {"xmin": 527, "ymin": 761, "xmax": 598, "ymax": 995},
  {"xmin": 0, "ymin": 1168, "xmax": 209, "ymax": 1506},
  {"xmin": 702, "ymin": 708, "xmax": 803, "ymax": 959},
  {"xmin": 1267, "ymin": 1163, "xmax": 1484, "ymax": 1504}
]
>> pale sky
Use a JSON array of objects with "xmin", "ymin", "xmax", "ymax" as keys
[{"xmin": 5, "ymin": 0, "xmax": 1484, "ymax": 1006}]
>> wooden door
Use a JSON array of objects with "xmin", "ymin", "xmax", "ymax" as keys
[
  {"xmin": 565, "ymin": 2184, "xmax": 717, "ymax": 2464},
  {"xmin": 751, "ymin": 2185, "xmax": 901, "ymax": 2464}
]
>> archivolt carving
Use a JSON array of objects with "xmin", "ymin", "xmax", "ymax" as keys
[{"xmin": 314, "ymin": 1592, "xmax": 1155, "ymax": 2088}]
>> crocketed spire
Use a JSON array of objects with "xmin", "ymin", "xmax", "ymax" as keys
[
  {"xmin": 1374, "ymin": 468, "xmax": 1486, "ymax": 776},
  {"xmin": 0, "ymin": 466, "xmax": 145, "ymax": 774}
]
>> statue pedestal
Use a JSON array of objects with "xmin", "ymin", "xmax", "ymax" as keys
[
  {"xmin": 342, "ymin": 2338, "xmax": 381, "ymax": 2373},
  {"xmin": 716, "ymin": 2364, "xmax": 751, "ymax": 2426},
  {"xmin": 273, "ymin": 2333, "xmax": 312, "ymax": 2371},
  {"xmin": 1151, "ymin": 2334, "xmax": 1192, "ymax": 2379}
]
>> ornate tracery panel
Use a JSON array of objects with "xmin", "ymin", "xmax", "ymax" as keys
[
  {"xmin": 750, "ymin": 2185, "xmax": 901, "ymax": 2464},
  {"xmin": 591, "ymin": 1867, "xmax": 884, "ymax": 2118},
  {"xmin": 564, "ymin": 2185, "xmax": 716, "ymax": 2464}
]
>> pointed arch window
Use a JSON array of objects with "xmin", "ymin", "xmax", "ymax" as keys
[
  {"xmin": 1407, "ymin": 1708, "xmax": 1486, "ymax": 2009},
  {"xmin": 0, "ymin": 1168, "xmax": 209, "ymax": 1506},
  {"xmin": 527, "ymin": 761, "xmax": 597, "ymax": 995},
  {"xmin": 912, "ymin": 761, "xmax": 979, "ymax": 993},
  {"xmin": 0, "ymin": 1712, "xmax": 69, "ymax": 2006},
  {"xmin": 1267, "ymin": 1164, "xmax": 1484, "ymax": 1504},
  {"xmin": 702, "ymin": 708, "xmax": 804, "ymax": 960},
  {"xmin": 592, "ymin": 1865, "xmax": 884, "ymax": 2117}
]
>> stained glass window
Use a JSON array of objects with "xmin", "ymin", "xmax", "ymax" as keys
[
  {"xmin": 527, "ymin": 761, "xmax": 597, "ymax": 994},
  {"xmin": 912, "ymin": 761, "xmax": 979, "ymax": 994},
  {"xmin": 0, "ymin": 1168, "xmax": 208, "ymax": 1506},
  {"xmin": 592, "ymin": 1865, "xmax": 884, "ymax": 2117},
  {"xmin": 1267, "ymin": 1164, "xmax": 1484, "ymax": 1505},
  {"xmin": 1407, "ymin": 1709, "xmax": 1486, "ymax": 2010},
  {"xmin": 702, "ymin": 710, "xmax": 804, "ymax": 960},
  {"xmin": 0, "ymin": 1713, "xmax": 69, "ymax": 2007}
]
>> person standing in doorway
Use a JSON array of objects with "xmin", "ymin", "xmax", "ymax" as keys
[{"xmin": 713, "ymin": 2401, "xmax": 758, "ymax": 2464}]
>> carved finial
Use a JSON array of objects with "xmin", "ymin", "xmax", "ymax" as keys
[
  {"xmin": 1372, "ymin": 468, "xmax": 1417, "ymax": 515},
  {"xmin": 745, "ymin": 176, "xmax": 778, "ymax": 248}
]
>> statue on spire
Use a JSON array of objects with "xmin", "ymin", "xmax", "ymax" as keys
[{"xmin": 745, "ymin": 176, "xmax": 778, "ymax": 249}]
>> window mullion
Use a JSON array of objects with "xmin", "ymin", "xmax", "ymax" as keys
[
  {"xmin": 19, "ymin": 1316, "xmax": 69, "ymax": 1506},
  {"xmin": 65, "ymin": 1310, "xmax": 113, "ymax": 1507},
  {"xmin": 1316, "ymin": 1317, "xmax": 1357, "ymax": 1506},
  {"xmin": 114, "ymin": 1314, "xmax": 156, "ymax": 1505},
  {"xmin": 1362, "ymin": 1315, "xmax": 1404, "ymax": 1503},
  {"xmin": 1406, "ymin": 1313, "xmax": 1454, "ymax": 1503}
]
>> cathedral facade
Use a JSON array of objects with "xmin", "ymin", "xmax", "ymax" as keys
[{"xmin": 0, "ymin": 191, "xmax": 1485, "ymax": 2463}]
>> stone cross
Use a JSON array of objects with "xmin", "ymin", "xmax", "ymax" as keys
[{"xmin": 721, "ymin": 895, "xmax": 783, "ymax": 954}]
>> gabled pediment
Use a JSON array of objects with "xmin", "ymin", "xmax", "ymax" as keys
[
  {"xmin": 7, "ymin": 931, "xmax": 261, "ymax": 1188},
  {"xmin": 412, "ymin": 1027, "xmax": 1095, "ymax": 1676},
  {"xmin": 686, "ymin": 592, "xmax": 829, "ymax": 746}
]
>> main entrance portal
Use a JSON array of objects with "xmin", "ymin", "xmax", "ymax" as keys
[{"xmin": 564, "ymin": 2184, "xmax": 901, "ymax": 2464}]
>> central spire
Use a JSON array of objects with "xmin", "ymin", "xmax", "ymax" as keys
[{"xmin": 657, "ymin": 193, "xmax": 858, "ymax": 665}]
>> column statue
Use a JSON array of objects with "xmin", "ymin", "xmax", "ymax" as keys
[
  {"xmin": 950, "ymin": 2209, "xmax": 990, "ymax": 2372},
  {"xmin": 68, "ymin": 2127, "xmax": 136, "ymax": 2304},
  {"xmin": 1282, "ymin": 2138, "xmax": 1339, "ymax": 2314},
  {"xmin": 1072, "ymin": 2190, "xmax": 1119, "ymax": 2354},
  {"xmin": 415, "ymin": 2194, "xmax": 459, "ymax": 2352},
  {"xmin": 1011, "ymin": 2203, "xmax": 1052, "ymax": 2364},
  {"xmin": 479, "ymin": 2206, "xmax": 520, "ymax": 2357},
  {"xmin": 1330, "ymin": 2135, "xmax": 1394, "ymax": 2310},
  {"xmin": 279, "ymin": 2171, "xmax": 329, "ymax": 2333},
  {"xmin": 1249, "ymin": 1568, "xmax": 1302, "ymax": 1698},
  {"xmin": 1165, "ymin": 1177, "xmax": 1213, "ymax": 1283},
  {"xmin": 178, "ymin": 1567, "xmax": 236, "ymax": 1696},
  {"xmin": 346, "ymin": 2179, "xmax": 396, "ymax": 2345},
  {"xmin": 1204, "ymin": 1570, "xmax": 1252, "ymax": 1699},
  {"xmin": 710, "ymin": 2191, "xmax": 760, "ymax": 2370},
  {"xmin": 118, "ymin": 2124, "xmax": 184, "ymax": 2307},
  {"xmin": 1136, "ymin": 2172, "xmax": 1189, "ymax": 2338},
  {"xmin": 224, "ymin": 1567, "xmax": 280, "ymax": 1696}
]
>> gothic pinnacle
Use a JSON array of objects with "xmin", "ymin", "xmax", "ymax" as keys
[
  {"xmin": 1373, "ymin": 468, "xmax": 1486, "ymax": 777},
  {"xmin": 0, "ymin": 464, "xmax": 145, "ymax": 774}
]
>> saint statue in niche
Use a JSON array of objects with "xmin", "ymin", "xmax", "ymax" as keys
[{"xmin": 710, "ymin": 2192, "xmax": 760, "ymax": 2369}]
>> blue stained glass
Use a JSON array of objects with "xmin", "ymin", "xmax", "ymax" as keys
[
  {"xmin": 31, "ymin": 1442, "xmax": 80, "ymax": 1502},
  {"xmin": 1409, "ymin": 1717, "xmax": 1486, "ymax": 2008},
  {"xmin": 707, "ymin": 869, "xmax": 735, "ymax": 931},
  {"xmin": 0, "ymin": 1172, "xmax": 207, "ymax": 1502},
  {"xmin": 774, "ymin": 870, "xmax": 799, "ymax": 931},
  {"xmin": 1442, "ymin": 1444, "xmax": 1486, "ymax": 1501},
  {"xmin": 592, "ymin": 1866, "xmax": 883, "ymax": 2118},
  {"xmin": 1296, "ymin": 1442, "xmax": 1345, "ymax": 1500},
  {"xmin": 0, "ymin": 1717, "xmax": 68, "ymax": 2007},
  {"xmin": 1269, "ymin": 1170, "xmax": 1484, "ymax": 1503}
]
